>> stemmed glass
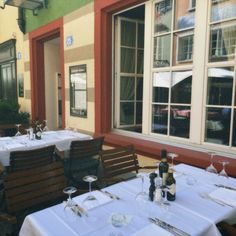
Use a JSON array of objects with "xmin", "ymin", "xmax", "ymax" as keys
[
  {"xmin": 15, "ymin": 124, "xmax": 22, "ymax": 136},
  {"xmin": 109, "ymin": 213, "xmax": 127, "ymax": 236},
  {"xmin": 206, "ymin": 152, "xmax": 217, "ymax": 174},
  {"xmin": 135, "ymin": 172, "xmax": 149, "ymax": 202},
  {"xmin": 63, "ymin": 186, "xmax": 77, "ymax": 208},
  {"xmin": 219, "ymin": 160, "xmax": 229, "ymax": 178},
  {"xmin": 43, "ymin": 120, "xmax": 49, "ymax": 132},
  {"xmin": 82, "ymin": 175, "xmax": 98, "ymax": 210},
  {"xmin": 167, "ymin": 152, "xmax": 178, "ymax": 170}
]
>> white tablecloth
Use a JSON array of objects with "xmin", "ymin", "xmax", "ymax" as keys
[
  {"xmin": 0, "ymin": 130, "xmax": 91, "ymax": 166},
  {"xmin": 19, "ymin": 164, "xmax": 236, "ymax": 236}
]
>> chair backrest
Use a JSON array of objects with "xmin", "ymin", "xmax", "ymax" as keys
[
  {"xmin": 100, "ymin": 145, "xmax": 139, "ymax": 179},
  {"xmin": 70, "ymin": 137, "xmax": 104, "ymax": 159},
  {"xmin": 9, "ymin": 145, "xmax": 55, "ymax": 172},
  {"xmin": 4, "ymin": 162, "xmax": 67, "ymax": 215}
]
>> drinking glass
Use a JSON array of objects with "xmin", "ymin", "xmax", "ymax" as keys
[
  {"xmin": 43, "ymin": 120, "xmax": 49, "ymax": 132},
  {"xmin": 109, "ymin": 213, "xmax": 127, "ymax": 236},
  {"xmin": 219, "ymin": 161, "xmax": 229, "ymax": 178},
  {"xmin": 206, "ymin": 152, "xmax": 217, "ymax": 174},
  {"xmin": 63, "ymin": 186, "xmax": 77, "ymax": 208},
  {"xmin": 135, "ymin": 172, "xmax": 149, "ymax": 201},
  {"xmin": 167, "ymin": 152, "xmax": 178, "ymax": 170},
  {"xmin": 15, "ymin": 124, "xmax": 22, "ymax": 136},
  {"xmin": 82, "ymin": 175, "xmax": 98, "ymax": 210}
]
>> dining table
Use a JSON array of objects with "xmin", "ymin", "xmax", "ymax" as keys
[
  {"xmin": 19, "ymin": 164, "xmax": 236, "ymax": 236},
  {"xmin": 0, "ymin": 130, "xmax": 92, "ymax": 167}
]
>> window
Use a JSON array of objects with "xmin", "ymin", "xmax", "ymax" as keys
[
  {"xmin": 0, "ymin": 39, "xmax": 17, "ymax": 101},
  {"xmin": 69, "ymin": 65, "xmax": 87, "ymax": 117},
  {"xmin": 111, "ymin": 0, "xmax": 236, "ymax": 153},
  {"xmin": 113, "ymin": 8, "xmax": 144, "ymax": 133},
  {"xmin": 205, "ymin": 0, "xmax": 236, "ymax": 147}
]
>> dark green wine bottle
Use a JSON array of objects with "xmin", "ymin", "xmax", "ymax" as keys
[
  {"xmin": 166, "ymin": 169, "xmax": 176, "ymax": 201},
  {"xmin": 158, "ymin": 149, "xmax": 169, "ymax": 186}
]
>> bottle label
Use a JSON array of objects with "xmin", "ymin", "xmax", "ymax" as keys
[
  {"xmin": 168, "ymin": 183, "xmax": 176, "ymax": 195},
  {"xmin": 162, "ymin": 172, "xmax": 168, "ymax": 185}
]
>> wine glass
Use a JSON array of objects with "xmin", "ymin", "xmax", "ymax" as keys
[
  {"xmin": 206, "ymin": 152, "xmax": 217, "ymax": 174},
  {"xmin": 135, "ymin": 172, "xmax": 149, "ymax": 202},
  {"xmin": 15, "ymin": 124, "xmax": 22, "ymax": 136},
  {"xmin": 167, "ymin": 152, "xmax": 178, "ymax": 170},
  {"xmin": 219, "ymin": 160, "xmax": 229, "ymax": 178},
  {"xmin": 43, "ymin": 120, "xmax": 49, "ymax": 132},
  {"xmin": 63, "ymin": 186, "xmax": 77, "ymax": 208},
  {"xmin": 82, "ymin": 175, "xmax": 98, "ymax": 210}
]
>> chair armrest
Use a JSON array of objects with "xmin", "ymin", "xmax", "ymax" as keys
[
  {"xmin": 0, "ymin": 213, "xmax": 17, "ymax": 224},
  {"xmin": 217, "ymin": 221, "xmax": 236, "ymax": 236}
]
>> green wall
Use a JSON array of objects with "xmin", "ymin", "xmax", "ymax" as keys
[{"xmin": 25, "ymin": 0, "xmax": 93, "ymax": 33}]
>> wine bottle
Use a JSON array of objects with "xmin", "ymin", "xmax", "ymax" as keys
[
  {"xmin": 166, "ymin": 169, "xmax": 176, "ymax": 201},
  {"xmin": 158, "ymin": 149, "xmax": 169, "ymax": 186}
]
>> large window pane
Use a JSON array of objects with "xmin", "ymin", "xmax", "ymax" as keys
[
  {"xmin": 152, "ymin": 105, "xmax": 168, "ymax": 135},
  {"xmin": 154, "ymin": 0, "xmax": 173, "ymax": 34},
  {"xmin": 209, "ymin": 23, "xmax": 236, "ymax": 62},
  {"xmin": 170, "ymin": 105, "xmax": 191, "ymax": 138},
  {"xmin": 121, "ymin": 48, "xmax": 135, "ymax": 73},
  {"xmin": 207, "ymin": 67, "xmax": 233, "ymax": 106},
  {"xmin": 205, "ymin": 107, "xmax": 231, "ymax": 145},
  {"xmin": 174, "ymin": 0, "xmax": 195, "ymax": 30},
  {"xmin": 153, "ymin": 35, "xmax": 171, "ymax": 68},
  {"xmin": 121, "ymin": 20, "xmax": 136, "ymax": 47},
  {"xmin": 120, "ymin": 76, "xmax": 134, "ymax": 100},
  {"xmin": 211, "ymin": 0, "xmax": 236, "ymax": 22},
  {"xmin": 120, "ymin": 102, "xmax": 134, "ymax": 125},
  {"xmin": 153, "ymin": 72, "xmax": 170, "ymax": 103}
]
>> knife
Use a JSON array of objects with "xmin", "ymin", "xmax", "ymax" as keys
[
  {"xmin": 215, "ymin": 184, "xmax": 236, "ymax": 191},
  {"xmin": 149, "ymin": 217, "xmax": 190, "ymax": 236},
  {"xmin": 99, "ymin": 190, "xmax": 121, "ymax": 200}
]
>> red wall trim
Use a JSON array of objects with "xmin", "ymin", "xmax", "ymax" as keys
[{"xmin": 29, "ymin": 18, "xmax": 65, "ymax": 127}]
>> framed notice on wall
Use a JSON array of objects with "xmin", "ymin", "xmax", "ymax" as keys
[
  {"xmin": 69, "ymin": 64, "xmax": 87, "ymax": 118},
  {"xmin": 18, "ymin": 74, "xmax": 24, "ymax": 97}
]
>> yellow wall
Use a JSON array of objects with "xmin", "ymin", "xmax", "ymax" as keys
[
  {"xmin": 63, "ymin": 3, "xmax": 95, "ymax": 133},
  {"xmin": 0, "ymin": 6, "xmax": 31, "ymax": 115}
]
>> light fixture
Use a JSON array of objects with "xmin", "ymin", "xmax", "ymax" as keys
[{"xmin": 0, "ymin": 0, "xmax": 47, "ymax": 15}]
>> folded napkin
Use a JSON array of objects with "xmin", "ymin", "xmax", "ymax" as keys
[
  {"xmin": 131, "ymin": 224, "xmax": 173, "ymax": 236},
  {"xmin": 74, "ymin": 190, "xmax": 112, "ymax": 210},
  {"xmin": 209, "ymin": 188, "xmax": 236, "ymax": 207}
]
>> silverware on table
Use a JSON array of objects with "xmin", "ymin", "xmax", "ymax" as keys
[
  {"xmin": 215, "ymin": 184, "xmax": 236, "ymax": 191},
  {"xmin": 148, "ymin": 217, "xmax": 190, "ymax": 236},
  {"xmin": 99, "ymin": 190, "xmax": 121, "ymax": 200}
]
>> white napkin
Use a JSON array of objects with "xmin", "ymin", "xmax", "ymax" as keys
[
  {"xmin": 209, "ymin": 188, "xmax": 236, "ymax": 207},
  {"xmin": 131, "ymin": 224, "xmax": 173, "ymax": 236},
  {"xmin": 74, "ymin": 190, "xmax": 112, "ymax": 210}
]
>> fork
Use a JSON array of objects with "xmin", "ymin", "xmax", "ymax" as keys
[{"xmin": 199, "ymin": 192, "xmax": 227, "ymax": 207}]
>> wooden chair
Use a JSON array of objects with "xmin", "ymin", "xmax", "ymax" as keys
[
  {"xmin": 0, "ymin": 162, "xmax": 68, "ymax": 234},
  {"xmin": 9, "ymin": 145, "xmax": 55, "ymax": 172},
  {"xmin": 63, "ymin": 137, "xmax": 104, "ymax": 186},
  {"xmin": 217, "ymin": 221, "xmax": 236, "ymax": 236},
  {"xmin": 99, "ymin": 145, "xmax": 156, "ymax": 186}
]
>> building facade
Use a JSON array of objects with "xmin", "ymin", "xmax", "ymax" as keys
[{"xmin": 0, "ymin": 0, "xmax": 236, "ymax": 172}]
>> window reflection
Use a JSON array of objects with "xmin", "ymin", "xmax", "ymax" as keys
[
  {"xmin": 154, "ymin": 0, "xmax": 173, "ymax": 34},
  {"xmin": 170, "ymin": 106, "xmax": 191, "ymax": 138},
  {"xmin": 205, "ymin": 107, "xmax": 231, "ymax": 145},
  {"xmin": 174, "ymin": 0, "xmax": 195, "ymax": 30},
  {"xmin": 152, "ymin": 105, "xmax": 168, "ymax": 135},
  {"xmin": 207, "ymin": 67, "xmax": 233, "ymax": 106},
  {"xmin": 171, "ymin": 71, "xmax": 192, "ymax": 104},
  {"xmin": 211, "ymin": 0, "xmax": 236, "ymax": 22}
]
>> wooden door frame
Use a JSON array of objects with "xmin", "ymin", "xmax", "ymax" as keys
[{"xmin": 29, "ymin": 18, "xmax": 65, "ymax": 127}]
